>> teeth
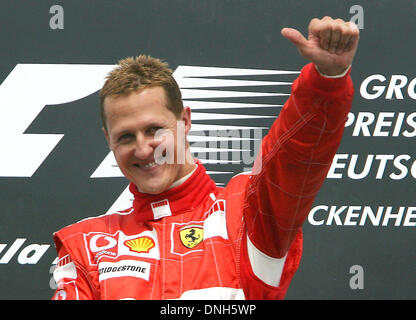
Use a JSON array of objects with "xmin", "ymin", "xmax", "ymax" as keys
[
  {"xmin": 135, "ymin": 158, "xmax": 164, "ymax": 169},
  {"xmin": 143, "ymin": 162, "xmax": 156, "ymax": 168}
]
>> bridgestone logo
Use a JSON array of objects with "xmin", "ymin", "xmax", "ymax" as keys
[
  {"xmin": 97, "ymin": 260, "xmax": 150, "ymax": 281},
  {"xmin": 99, "ymin": 265, "xmax": 146, "ymax": 274}
]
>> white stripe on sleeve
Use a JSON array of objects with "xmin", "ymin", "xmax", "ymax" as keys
[{"xmin": 246, "ymin": 235, "xmax": 287, "ymax": 287}]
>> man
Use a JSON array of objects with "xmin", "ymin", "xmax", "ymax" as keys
[{"xmin": 52, "ymin": 16, "xmax": 359, "ymax": 300}]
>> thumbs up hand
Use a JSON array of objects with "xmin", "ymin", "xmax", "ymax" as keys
[{"xmin": 281, "ymin": 16, "xmax": 360, "ymax": 76}]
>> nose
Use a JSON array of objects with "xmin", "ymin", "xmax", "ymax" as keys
[{"xmin": 133, "ymin": 134, "xmax": 155, "ymax": 161}]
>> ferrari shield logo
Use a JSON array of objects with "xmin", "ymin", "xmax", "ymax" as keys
[{"xmin": 179, "ymin": 225, "xmax": 203, "ymax": 249}]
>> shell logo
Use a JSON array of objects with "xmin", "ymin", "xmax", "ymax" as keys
[{"xmin": 124, "ymin": 236, "xmax": 155, "ymax": 254}]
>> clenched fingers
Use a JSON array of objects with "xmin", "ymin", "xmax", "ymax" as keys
[{"xmin": 309, "ymin": 16, "xmax": 359, "ymax": 54}]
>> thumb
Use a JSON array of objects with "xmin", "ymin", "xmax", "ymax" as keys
[{"xmin": 281, "ymin": 28, "xmax": 308, "ymax": 50}]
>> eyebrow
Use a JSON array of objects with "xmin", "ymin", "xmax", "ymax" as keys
[{"xmin": 111, "ymin": 121, "xmax": 166, "ymax": 137}]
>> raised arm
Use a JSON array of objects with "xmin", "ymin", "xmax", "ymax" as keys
[
  {"xmin": 246, "ymin": 15, "xmax": 359, "ymax": 256},
  {"xmin": 239, "ymin": 17, "xmax": 359, "ymax": 299}
]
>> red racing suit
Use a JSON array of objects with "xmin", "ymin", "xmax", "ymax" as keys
[{"xmin": 51, "ymin": 63, "xmax": 354, "ymax": 300}]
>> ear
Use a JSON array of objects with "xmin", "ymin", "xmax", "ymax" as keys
[
  {"xmin": 102, "ymin": 127, "xmax": 111, "ymax": 149},
  {"xmin": 182, "ymin": 106, "xmax": 192, "ymax": 135}
]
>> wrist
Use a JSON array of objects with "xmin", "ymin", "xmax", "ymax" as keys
[
  {"xmin": 303, "ymin": 63, "xmax": 352, "ymax": 93},
  {"xmin": 314, "ymin": 64, "xmax": 350, "ymax": 77}
]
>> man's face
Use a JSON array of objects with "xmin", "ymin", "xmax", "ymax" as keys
[{"xmin": 103, "ymin": 86, "xmax": 193, "ymax": 194}]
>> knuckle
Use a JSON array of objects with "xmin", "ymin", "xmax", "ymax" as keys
[
  {"xmin": 322, "ymin": 21, "xmax": 334, "ymax": 33},
  {"xmin": 352, "ymin": 26, "xmax": 360, "ymax": 35},
  {"xmin": 346, "ymin": 21, "xmax": 358, "ymax": 31},
  {"xmin": 309, "ymin": 18, "xmax": 320, "ymax": 29},
  {"xmin": 346, "ymin": 21, "xmax": 355, "ymax": 28}
]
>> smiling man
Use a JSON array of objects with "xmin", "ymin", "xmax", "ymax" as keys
[
  {"xmin": 102, "ymin": 84, "xmax": 195, "ymax": 195},
  {"xmin": 52, "ymin": 16, "xmax": 359, "ymax": 300}
]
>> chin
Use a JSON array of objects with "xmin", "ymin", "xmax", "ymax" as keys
[{"xmin": 137, "ymin": 183, "xmax": 170, "ymax": 195}]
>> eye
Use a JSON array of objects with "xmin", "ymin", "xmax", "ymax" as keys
[
  {"xmin": 117, "ymin": 133, "xmax": 135, "ymax": 143},
  {"xmin": 146, "ymin": 126, "xmax": 163, "ymax": 136}
]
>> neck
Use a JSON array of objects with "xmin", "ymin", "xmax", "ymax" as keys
[
  {"xmin": 129, "ymin": 160, "xmax": 217, "ymax": 222},
  {"xmin": 169, "ymin": 163, "xmax": 198, "ymax": 189},
  {"xmin": 167, "ymin": 148, "xmax": 196, "ymax": 189}
]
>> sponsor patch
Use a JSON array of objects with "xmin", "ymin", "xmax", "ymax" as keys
[
  {"xmin": 53, "ymin": 289, "xmax": 67, "ymax": 300},
  {"xmin": 204, "ymin": 199, "xmax": 228, "ymax": 240},
  {"xmin": 151, "ymin": 199, "xmax": 172, "ymax": 219},
  {"xmin": 53, "ymin": 255, "xmax": 77, "ymax": 283},
  {"xmin": 98, "ymin": 260, "xmax": 150, "ymax": 282},
  {"xmin": 124, "ymin": 236, "xmax": 155, "ymax": 254},
  {"xmin": 205, "ymin": 199, "xmax": 225, "ymax": 217},
  {"xmin": 171, "ymin": 221, "xmax": 204, "ymax": 256},
  {"xmin": 83, "ymin": 230, "xmax": 160, "ymax": 266},
  {"xmin": 179, "ymin": 225, "xmax": 204, "ymax": 249}
]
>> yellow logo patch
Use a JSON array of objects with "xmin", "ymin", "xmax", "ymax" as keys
[
  {"xmin": 179, "ymin": 225, "xmax": 203, "ymax": 249},
  {"xmin": 124, "ymin": 236, "xmax": 155, "ymax": 254}
]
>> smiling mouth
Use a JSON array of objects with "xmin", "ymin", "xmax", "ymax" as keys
[
  {"xmin": 133, "ymin": 152, "xmax": 171, "ymax": 170},
  {"xmin": 134, "ymin": 162, "xmax": 158, "ymax": 169}
]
